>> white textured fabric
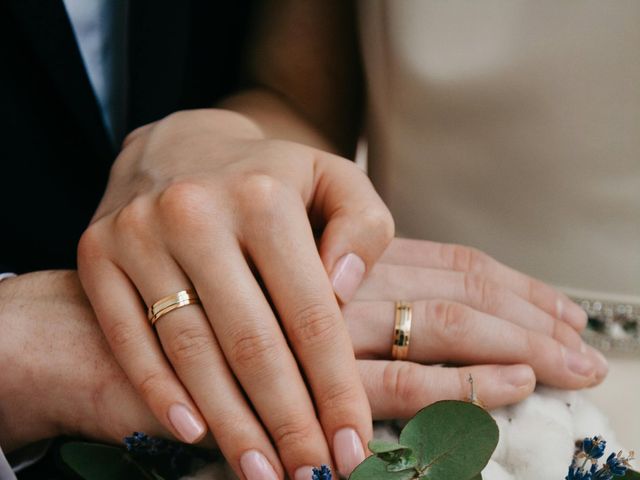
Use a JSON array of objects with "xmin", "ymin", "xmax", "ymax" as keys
[
  {"xmin": 183, "ymin": 389, "xmax": 634, "ymax": 480},
  {"xmin": 358, "ymin": 0, "xmax": 640, "ymax": 448}
]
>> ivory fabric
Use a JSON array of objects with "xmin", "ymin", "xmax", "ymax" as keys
[
  {"xmin": 359, "ymin": 0, "xmax": 640, "ymax": 301},
  {"xmin": 359, "ymin": 0, "xmax": 639, "ymax": 449}
]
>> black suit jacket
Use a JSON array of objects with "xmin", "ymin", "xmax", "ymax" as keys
[{"xmin": 0, "ymin": 0, "xmax": 253, "ymax": 272}]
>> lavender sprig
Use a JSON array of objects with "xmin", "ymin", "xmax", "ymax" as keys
[
  {"xmin": 566, "ymin": 436, "xmax": 635, "ymax": 480},
  {"xmin": 312, "ymin": 464, "xmax": 332, "ymax": 480}
]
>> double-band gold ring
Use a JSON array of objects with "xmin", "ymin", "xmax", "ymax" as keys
[{"xmin": 148, "ymin": 289, "xmax": 200, "ymax": 326}]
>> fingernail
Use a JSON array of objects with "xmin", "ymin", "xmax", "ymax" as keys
[
  {"xmin": 562, "ymin": 347, "xmax": 595, "ymax": 377},
  {"xmin": 500, "ymin": 365, "xmax": 534, "ymax": 388},
  {"xmin": 167, "ymin": 403, "xmax": 206, "ymax": 443},
  {"xmin": 240, "ymin": 450, "xmax": 279, "ymax": 480},
  {"xmin": 585, "ymin": 345, "xmax": 609, "ymax": 380},
  {"xmin": 295, "ymin": 466, "xmax": 314, "ymax": 480},
  {"xmin": 333, "ymin": 428, "xmax": 365, "ymax": 477},
  {"xmin": 330, "ymin": 253, "xmax": 365, "ymax": 303},
  {"xmin": 560, "ymin": 299, "xmax": 588, "ymax": 330}
]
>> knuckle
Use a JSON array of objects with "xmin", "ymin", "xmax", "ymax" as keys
[
  {"xmin": 138, "ymin": 370, "xmax": 170, "ymax": 400},
  {"xmin": 382, "ymin": 362, "xmax": 423, "ymax": 401},
  {"xmin": 157, "ymin": 181, "xmax": 211, "ymax": 230},
  {"xmin": 316, "ymin": 381, "xmax": 361, "ymax": 412},
  {"xmin": 431, "ymin": 301, "xmax": 472, "ymax": 347},
  {"xmin": 521, "ymin": 331, "xmax": 537, "ymax": 361},
  {"xmin": 446, "ymin": 244, "xmax": 487, "ymax": 273},
  {"xmin": 227, "ymin": 328, "xmax": 282, "ymax": 370},
  {"xmin": 166, "ymin": 326, "xmax": 213, "ymax": 364},
  {"xmin": 271, "ymin": 416, "xmax": 317, "ymax": 449},
  {"xmin": 103, "ymin": 319, "xmax": 143, "ymax": 352},
  {"xmin": 77, "ymin": 224, "xmax": 107, "ymax": 266},
  {"xmin": 289, "ymin": 302, "xmax": 339, "ymax": 345},
  {"xmin": 360, "ymin": 206, "xmax": 395, "ymax": 245},
  {"xmin": 463, "ymin": 273, "xmax": 502, "ymax": 314},
  {"xmin": 232, "ymin": 173, "xmax": 294, "ymax": 227},
  {"xmin": 114, "ymin": 197, "xmax": 153, "ymax": 241}
]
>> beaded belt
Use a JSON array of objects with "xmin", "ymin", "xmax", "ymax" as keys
[{"xmin": 572, "ymin": 296, "xmax": 640, "ymax": 355}]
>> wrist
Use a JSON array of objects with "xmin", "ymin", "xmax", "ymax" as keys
[
  {"xmin": 0, "ymin": 272, "xmax": 84, "ymax": 450},
  {"xmin": 217, "ymin": 88, "xmax": 338, "ymax": 153}
]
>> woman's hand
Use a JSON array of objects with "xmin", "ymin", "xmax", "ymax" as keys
[
  {"xmin": 0, "ymin": 271, "xmax": 167, "ymax": 453},
  {"xmin": 341, "ymin": 238, "xmax": 608, "ymax": 414},
  {"xmin": 77, "ymin": 108, "xmax": 394, "ymax": 479}
]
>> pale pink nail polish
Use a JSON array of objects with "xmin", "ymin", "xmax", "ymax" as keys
[
  {"xmin": 330, "ymin": 253, "xmax": 365, "ymax": 303},
  {"xmin": 167, "ymin": 403, "xmax": 206, "ymax": 443},
  {"xmin": 295, "ymin": 466, "xmax": 314, "ymax": 480},
  {"xmin": 333, "ymin": 428, "xmax": 365, "ymax": 477},
  {"xmin": 240, "ymin": 450, "xmax": 278, "ymax": 480}
]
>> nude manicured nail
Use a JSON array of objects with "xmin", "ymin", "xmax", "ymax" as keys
[
  {"xmin": 500, "ymin": 365, "xmax": 534, "ymax": 388},
  {"xmin": 168, "ymin": 403, "xmax": 205, "ymax": 443},
  {"xmin": 333, "ymin": 428, "xmax": 365, "ymax": 477},
  {"xmin": 331, "ymin": 253, "xmax": 365, "ymax": 303},
  {"xmin": 240, "ymin": 450, "xmax": 278, "ymax": 480},
  {"xmin": 295, "ymin": 466, "xmax": 314, "ymax": 480},
  {"xmin": 585, "ymin": 345, "xmax": 609, "ymax": 380},
  {"xmin": 559, "ymin": 299, "xmax": 588, "ymax": 329},
  {"xmin": 563, "ymin": 347, "xmax": 595, "ymax": 377}
]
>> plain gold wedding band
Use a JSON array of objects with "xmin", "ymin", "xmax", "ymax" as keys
[
  {"xmin": 148, "ymin": 289, "xmax": 200, "ymax": 326},
  {"xmin": 392, "ymin": 301, "xmax": 412, "ymax": 361}
]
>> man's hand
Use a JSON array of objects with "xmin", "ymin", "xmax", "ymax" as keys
[
  {"xmin": 342, "ymin": 238, "xmax": 608, "ymax": 417},
  {"xmin": 0, "ymin": 271, "xmax": 166, "ymax": 453}
]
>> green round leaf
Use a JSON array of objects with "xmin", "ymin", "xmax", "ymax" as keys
[
  {"xmin": 387, "ymin": 454, "xmax": 418, "ymax": 472},
  {"xmin": 369, "ymin": 439, "xmax": 413, "ymax": 455},
  {"xmin": 398, "ymin": 400, "xmax": 498, "ymax": 480},
  {"xmin": 623, "ymin": 470, "xmax": 640, "ymax": 480},
  {"xmin": 349, "ymin": 455, "xmax": 418, "ymax": 480}
]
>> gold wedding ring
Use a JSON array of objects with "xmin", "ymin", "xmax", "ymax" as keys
[
  {"xmin": 391, "ymin": 301, "xmax": 412, "ymax": 360},
  {"xmin": 148, "ymin": 289, "xmax": 200, "ymax": 326}
]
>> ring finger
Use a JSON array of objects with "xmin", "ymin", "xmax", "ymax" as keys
[
  {"xmin": 124, "ymin": 254, "xmax": 286, "ymax": 480},
  {"xmin": 356, "ymin": 264, "xmax": 585, "ymax": 351},
  {"xmin": 343, "ymin": 300, "xmax": 607, "ymax": 388}
]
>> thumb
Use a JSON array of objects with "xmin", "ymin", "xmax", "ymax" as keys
[{"xmin": 312, "ymin": 152, "xmax": 395, "ymax": 303}]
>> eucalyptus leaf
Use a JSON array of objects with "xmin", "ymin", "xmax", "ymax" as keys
[
  {"xmin": 398, "ymin": 400, "xmax": 498, "ymax": 480},
  {"xmin": 470, "ymin": 474, "xmax": 483, "ymax": 480},
  {"xmin": 349, "ymin": 455, "xmax": 418, "ymax": 480},
  {"xmin": 59, "ymin": 442, "xmax": 155, "ymax": 480},
  {"xmin": 369, "ymin": 439, "xmax": 413, "ymax": 455},
  {"xmin": 386, "ymin": 454, "xmax": 418, "ymax": 472},
  {"xmin": 622, "ymin": 470, "xmax": 640, "ymax": 480}
]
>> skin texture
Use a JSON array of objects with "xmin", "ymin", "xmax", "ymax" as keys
[
  {"xmin": 1, "ymin": 241, "xmax": 606, "ymax": 455},
  {"xmin": 2, "ymin": 2, "xmax": 607, "ymax": 479},
  {"xmin": 74, "ymin": 2, "xmax": 369, "ymax": 478},
  {"xmin": 77, "ymin": 108, "xmax": 394, "ymax": 480}
]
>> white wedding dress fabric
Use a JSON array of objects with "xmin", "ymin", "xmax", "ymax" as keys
[{"xmin": 356, "ymin": 0, "xmax": 640, "ymax": 476}]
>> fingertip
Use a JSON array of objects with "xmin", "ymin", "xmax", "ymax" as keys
[
  {"xmin": 558, "ymin": 298, "xmax": 588, "ymax": 331},
  {"xmin": 167, "ymin": 403, "xmax": 207, "ymax": 443},
  {"xmin": 330, "ymin": 253, "xmax": 365, "ymax": 303},
  {"xmin": 499, "ymin": 364, "xmax": 536, "ymax": 391}
]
